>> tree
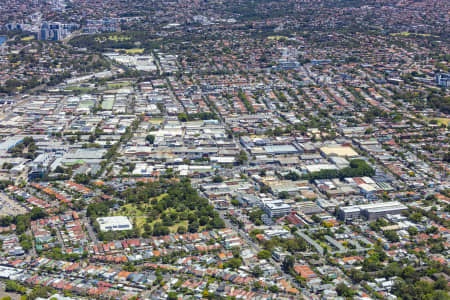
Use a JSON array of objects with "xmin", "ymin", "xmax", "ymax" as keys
[
  {"xmin": 238, "ymin": 90, "xmax": 255, "ymax": 113},
  {"xmin": 146, "ymin": 134, "xmax": 155, "ymax": 144},
  {"xmin": 177, "ymin": 225, "xmax": 186, "ymax": 234},
  {"xmin": 391, "ymin": 278, "xmax": 446, "ymax": 300},
  {"xmin": 282, "ymin": 255, "xmax": 294, "ymax": 272},
  {"xmin": 19, "ymin": 234, "xmax": 33, "ymax": 251},
  {"xmin": 401, "ymin": 266, "xmax": 419, "ymax": 282},
  {"xmin": 15, "ymin": 214, "xmax": 31, "ymax": 234},
  {"xmin": 235, "ymin": 150, "xmax": 248, "ymax": 165},
  {"xmin": 336, "ymin": 283, "xmax": 356, "ymax": 298},
  {"xmin": 426, "ymin": 226, "xmax": 438, "ymax": 234},
  {"xmin": 211, "ymin": 216, "xmax": 225, "ymax": 229},
  {"xmin": 74, "ymin": 173, "xmax": 90, "ymax": 185},
  {"xmin": 349, "ymin": 269, "xmax": 365, "ymax": 283},
  {"xmin": 212, "ymin": 175, "xmax": 224, "ymax": 183},
  {"xmin": 27, "ymin": 286, "xmax": 54, "ymax": 300},
  {"xmin": 383, "ymin": 263, "xmax": 402, "ymax": 277},
  {"xmin": 432, "ymin": 290, "xmax": 450, "ymax": 300},
  {"xmin": 443, "ymin": 152, "xmax": 450, "ymax": 163},
  {"xmin": 249, "ymin": 209, "xmax": 264, "ymax": 225},
  {"xmin": 199, "ymin": 216, "xmax": 209, "ymax": 226},
  {"xmin": 257, "ymin": 250, "xmax": 271, "ymax": 260},
  {"xmin": 123, "ymin": 261, "xmax": 136, "ymax": 272},
  {"xmin": 384, "ymin": 230, "xmax": 400, "ymax": 243},
  {"xmin": 224, "ymin": 257, "xmax": 242, "ymax": 269},
  {"xmin": 153, "ymin": 223, "xmax": 170, "ymax": 236},
  {"xmin": 311, "ymin": 214, "xmax": 321, "ymax": 223},
  {"xmin": 167, "ymin": 292, "xmax": 178, "ymax": 300},
  {"xmin": 30, "ymin": 207, "xmax": 47, "ymax": 220},
  {"xmin": 177, "ymin": 113, "xmax": 188, "ymax": 122},
  {"xmin": 252, "ymin": 266, "xmax": 263, "ymax": 277},
  {"xmin": 278, "ymin": 191, "xmax": 289, "ymax": 199},
  {"xmin": 253, "ymin": 281, "xmax": 262, "ymax": 290},
  {"xmin": 407, "ymin": 226, "xmax": 418, "ymax": 236},
  {"xmin": 5, "ymin": 281, "xmax": 26, "ymax": 294},
  {"xmin": 188, "ymin": 221, "xmax": 199, "ymax": 233},
  {"xmin": 285, "ymin": 171, "xmax": 300, "ymax": 181},
  {"xmin": 433, "ymin": 276, "xmax": 448, "ymax": 290},
  {"xmin": 409, "ymin": 212, "xmax": 423, "ymax": 222}
]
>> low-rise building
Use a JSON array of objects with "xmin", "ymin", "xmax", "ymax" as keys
[{"xmin": 97, "ymin": 216, "xmax": 133, "ymax": 232}]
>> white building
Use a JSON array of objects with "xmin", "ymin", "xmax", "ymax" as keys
[
  {"xmin": 338, "ymin": 201, "xmax": 408, "ymax": 221},
  {"xmin": 97, "ymin": 216, "xmax": 133, "ymax": 232},
  {"xmin": 263, "ymin": 199, "xmax": 291, "ymax": 218}
]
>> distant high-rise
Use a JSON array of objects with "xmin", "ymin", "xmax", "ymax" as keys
[{"xmin": 436, "ymin": 73, "xmax": 450, "ymax": 87}]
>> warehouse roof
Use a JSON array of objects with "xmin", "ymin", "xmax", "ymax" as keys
[{"xmin": 320, "ymin": 146, "xmax": 358, "ymax": 157}]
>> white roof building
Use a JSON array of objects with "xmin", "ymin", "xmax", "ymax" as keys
[{"xmin": 97, "ymin": 216, "xmax": 132, "ymax": 232}]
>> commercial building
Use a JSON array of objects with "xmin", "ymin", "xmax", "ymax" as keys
[
  {"xmin": 305, "ymin": 164, "xmax": 338, "ymax": 173},
  {"xmin": 436, "ymin": 73, "xmax": 450, "ymax": 87},
  {"xmin": 362, "ymin": 202, "xmax": 408, "ymax": 220},
  {"xmin": 320, "ymin": 146, "xmax": 359, "ymax": 158},
  {"xmin": 263, "ymin": 200, "xmax": 291, "ymax": 218},
  {"xmin": 263, "ymin": 144, "xmax": 299, "ymax": 155},
  {"xmin": 338, "ymin": 201, "xmax": 407, "ymax": 222},
  {"xmin": 97, "ymin": 216, "xmax": 133, "ymax": 232},
  {"xmin": 0, "ymin": 136, "xmax": 23, "ymax": 152},
  {"xmin": 337, "ymin": 206, "xmax": 361, "ymax": 222},
  {"xmin": 39, "ymin": 22, "xmax": 78, "ymax": 41},
  {"xmin": 359, "ymin": 183, "xmax": 378, "ymax": 199}
]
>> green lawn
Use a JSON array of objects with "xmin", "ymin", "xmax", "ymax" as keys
[
  {"xmin": 114, "ymin": 48, "xmax": 144, "ymax": 54},
  {"xmin": 101, "ymin": 99, "xmax": 114, "ymax": 110},
  {"xmin": 21, "ymin": 36, "xmax": 35, "ymax": 41},
  {"xmin": 113, "ymin": 192, "xmax": 209, "ymax": 234},
  {"xmin": 267, "ymin": 36, "xmax": 288, "ymax": 40},
  {"xmin": 95, "ymin": 34, "xmax": 131, "ymax": 43},
  {"xmin": 113, "ymin": 193, "xmax": 190, "ymax": 234},
  {"xmin": 391, "ymin": 32, "xmax": 439, "ymax": 38},
  {"xmin": 64, "ymin": 86, "xmax": 95, "ymax": 93},
  {"xmin": 107, "ymin": 82, "xmax": 131, "ymax": 89},
  {"xmin": 426, "ymin": 117, "xmax": 449, "ymax": 126}
]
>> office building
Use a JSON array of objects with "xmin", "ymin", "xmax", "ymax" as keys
[
  {"xmin": 338, "ymin": 201, "xmax": 407, "ymax": 222},
  {"xmin": 263, "ymin": 199, "xmax": 291, "ymax": 218},
  {"xmin": 436, "ymin": 73, "xmax": 450, "ymax": 87}
]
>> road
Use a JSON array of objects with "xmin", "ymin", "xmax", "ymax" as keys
[
  {"xmin": 84, "ymin": 216, "xmax": 98, "ymax": 243},
  {"xmin": 28, "ymin": 229, "xmax": 37, "ymax": 258},
  {"xmin": 152, "ymin": 51, "xmax": 163, "ymax": 76},
  {"xmin": 56, "ymin": 228, "xmax": 66, "ymax": 251}
]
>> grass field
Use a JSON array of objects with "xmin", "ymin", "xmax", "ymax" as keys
[
  {"xmin": 107, "ymin": 82, "xmax": 131, "ymax": 89},
  {"xmin": 426, "ymin": 117, "xmax": 450, "ymax": 126},
  {"xmin": 95, "ymin": 34, "xmax": 131, "ymax": 43},
  {"xmin": 64, "ymin": 86, "xmax": 95, "ymax": 93},
  {"xmin": 134, "ymin": 216, "xmax": 189, "ymax": 234},
  {"xmin": 391, "ymin": 32, "xmax": 439, "ymax": 38},
  {"xmin": 114, "ymin": 48, "xmax": 144, "ymax": 54},
  {"xmin": 113, "ymin": 193, "xmax": 208, "ymax": 234},
  {"xmin": 78, "ymin": 100, "xmax": 95, "ymax": 109},
  {"xmin": 101, "ymin": 99, "xmax": 114, "ymax": 110},
  {"xmin": 267, "ymin": 36, "xmax": 288, "ymax": 40},
  {"xmin": 21, "ymin": 36, "xmax": 35, "ymax": 41}
]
